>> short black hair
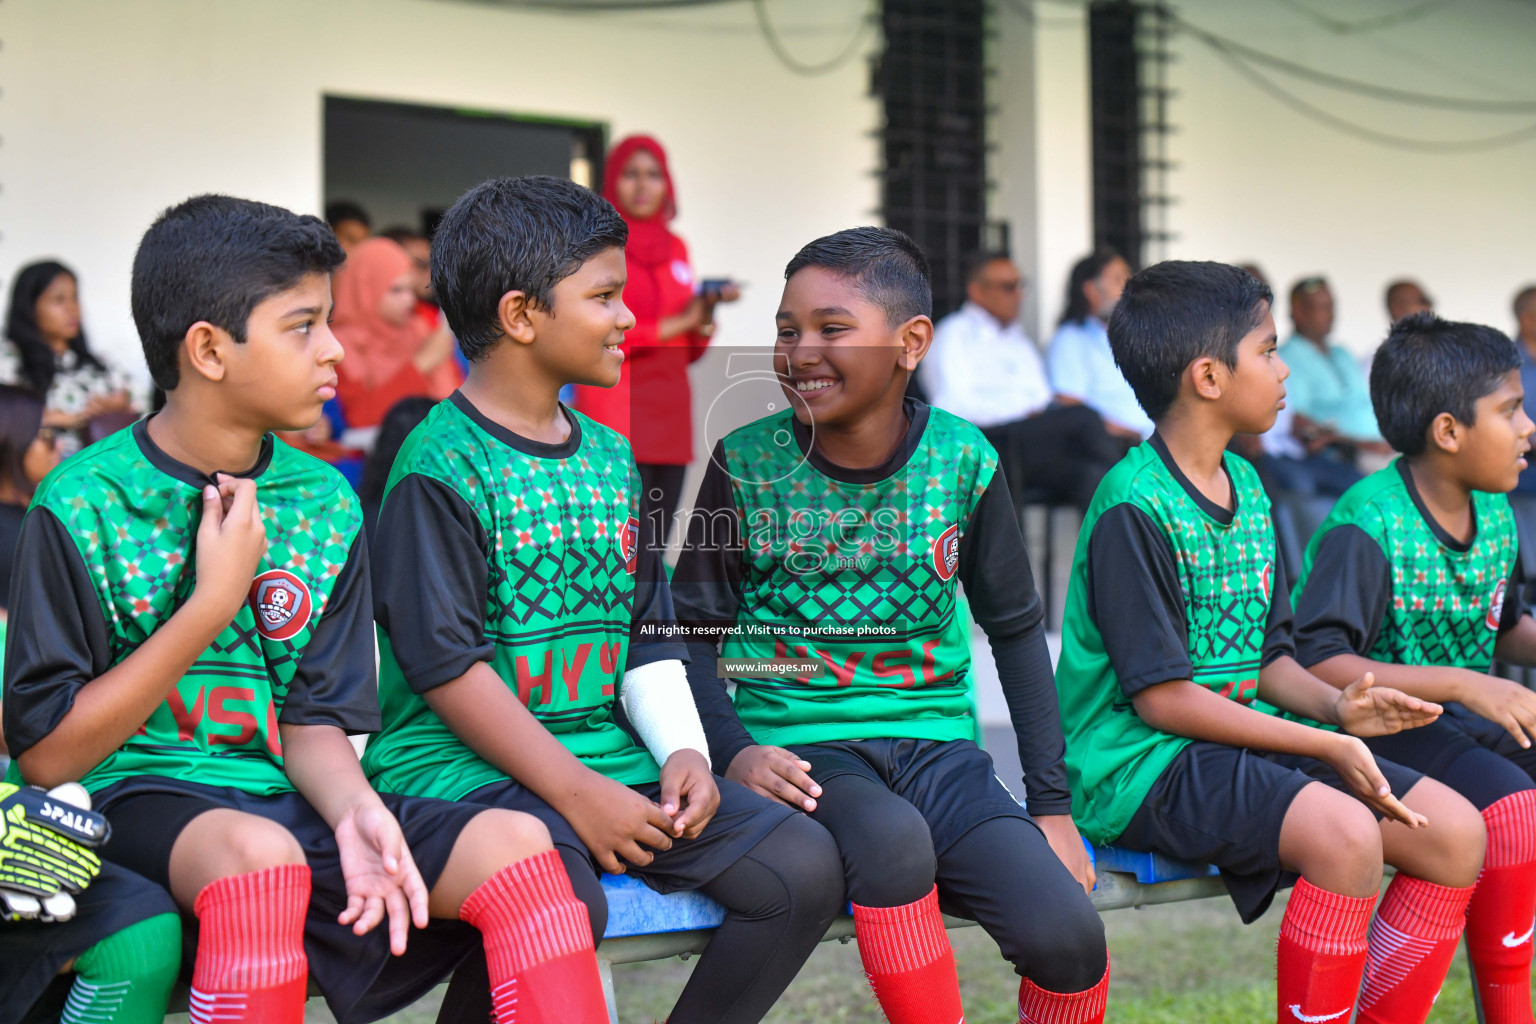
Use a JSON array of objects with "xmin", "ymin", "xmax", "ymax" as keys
[
  {"xmin": 964, "ymin": 250, "xmax": 1013, "ymax": 284},
  {"xmin": 1385, "ymin": 278, "xmax": 1432, "ymax": 312},
  {"xmin": 430, "ymin": 176, "xmax": 628, "ymax": 362},
  {"xmin": 131, "ymin": 194, "xmax": 345, "ymax": 390},
  {"xmin": 325, "ymin": 199, "xmax": 371, "ymax": 230},
  {"xmin": 1107, "ymin": 260, "xmax": 1274, "ymax": 423},
  {"xmin": 1289, "ymin": 275, "xmax": 1330, "ymax": 305},
  {"xmin": 1370, "ymin": 313, "xmax": 1520, "ymax": 456},
  {"xmin": 783, "ymin": 227, "xmax": 931, "ymax": 327}
]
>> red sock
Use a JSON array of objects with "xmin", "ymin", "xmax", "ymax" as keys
[
  {"xmin": 458, "ymin": 849, "xmax": 607, "ymax": 1024},
  {"xmin": 852, "ymin": 886, "xmax": 963, "ymax": 1024},
  {"xmin": 1466, "ymin": 791, "xmax": 1536, "ymax": 1024},
  {"xmin": 189, "ymin": 863, "xmax": 310, "ymax": 1024},
  {"xmin": 1357, "ymin": 873, "xmax": 1475, "ymax": 1024},
  {"xmin": 1017, "ymin": 957, "xmax": 1109, "ymax": 1024},
  {"xmin": 1275, "ymin": 877, "xmax": 1374, "ymax": 1024}
]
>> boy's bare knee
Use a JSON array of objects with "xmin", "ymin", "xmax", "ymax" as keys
[
  {"xmin": 168, "ymin": 810, "xmax": 305, "ymax": 907},
  {"xmin": 1427, "ymin": 793, "xmax": 1486, "ymax": 888},
  {"xmin": 474, "ymin": 808, "xmax": 553, "ymax": 863},
  {"xmin": 225, "ymin": 816, "xmax": 307, "ymax": 872},
  {"xmin": 1282, "ymin": 785, "xmax": 1383, "ymax": 897},
  {"xmin": 1389, "ymin": 779, "xmax": 1488, "ymax": 888}
]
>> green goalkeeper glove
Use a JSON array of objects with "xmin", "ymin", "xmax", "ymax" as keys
[{"xmin": 0, "ymin": 782, "xmax": 108, "ymax": 908}]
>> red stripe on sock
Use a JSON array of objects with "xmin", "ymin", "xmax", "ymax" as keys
[
  {"xmin": 460, "ymin": 850, "xmax": 607, "ymax": 1024},
  {"xmin": 1017, "ymin": 957, "xmax": 1109, "ymax": 1024},
  {"xmin": 852, "ymin": 886, "xmax": 963, "ymax": 1024},
  {"xmin": 189, "ymin": 864, "xmax": 310, "ymax": 1024},
  {"xmin": 1276, "ymin": 877, "xmax": 1374, "ymax": 1024},
  {"xmin": 1358, "ymin": 873, "xmax": 1474, "ymax": 1023},
  {"xmin": 1467, "ymin": 791, "xmax": 1536, "ymax": 1024}
]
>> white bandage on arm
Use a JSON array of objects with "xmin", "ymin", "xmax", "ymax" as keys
[{"xmin": 619, "ymin": 658, "xmax": 711, "ymax": 770}]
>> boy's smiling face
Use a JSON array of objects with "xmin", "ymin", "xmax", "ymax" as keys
[
  {"xmin": 527, "ymin": 246, "xmax": 633, "ymax": 389},
  {"xmin": 774, "ymin": 266, "xmax": 929, "ymax": 430},
  {"xmin": 1221, "ymin": 308, "xmax": 1288, "ymax": 435},
  {"xmin": 216, "ymin": 271, "xmax": 342, "ymax": 433},
  {"xmin": 1448, "ymin": 370, "xmax": 1534, "ymax": 492}
]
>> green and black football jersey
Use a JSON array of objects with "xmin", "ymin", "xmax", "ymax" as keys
[
  {"xmin": 361, "ymin": 392, "xmax": 686, "ymax": 801},
  {"xmin": 1055, "ymin": 436, "xmax": 1293, "ymax": 844},
  {"xmin": 1293, "ymin": 459, "xmax": 1525, "ymax": 671},
  {"xmin": 670, "ymin": 399, "xmax": 1071, "ymax": 814},
  {"xmin": 2, "ymin": 421, "xmax": 378, "ymax": 797}
]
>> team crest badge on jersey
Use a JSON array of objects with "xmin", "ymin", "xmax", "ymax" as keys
[
  {"xmin": 1487, "ymin": 579, "xmax": 1508, "ymax": 631},
  {"xmin": 621, "ymin": 516, "xmax": 639, "ymax": 574},
  {"xmin": 1259, "ymin": 562, "xmax": 1273, "ymax": 603},
  {"xmin": 932, "ymin": 524, "xmax": 960, "ymax": 582},
  {"xmin": 249, "ymin": 570, "xmax": 313, "ymax": 641}
]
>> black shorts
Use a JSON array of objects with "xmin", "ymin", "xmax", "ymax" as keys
[
  {"xmin": 0, "ymin": 862, "xmax": 178, "ymax": 1024},
  {"xmin": 1117, "ymin": 741, "xmax": 1424, "ymax": 923},
  {"xmin": 1365, "ymin": 711, "xmax": 1536, "ymax": 811},
  {"xmin": 789, "ymin": 737, "xmax": 1031, "ymax": 854},
  {"xmin": 465, "ymin": 775, "xmax": 793, "ymax": 897},
  {"xmin": 93, "ymin": 779, "xmax": 486, "ymax": 1024}
]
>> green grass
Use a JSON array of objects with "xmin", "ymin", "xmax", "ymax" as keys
[{"xmin": 185, "ymin": 885, "xmax": 1489, "ymax": 1023}]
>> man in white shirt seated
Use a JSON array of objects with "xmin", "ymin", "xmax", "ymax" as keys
[
  {"xmin": 1046, "ymin": 249, "xmax": 1153, "ymax": 442},
  {"xmin": 922, "ymin": 252, "xmax": 1121, "ymax": 513}
]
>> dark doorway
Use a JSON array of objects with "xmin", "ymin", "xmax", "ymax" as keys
[{"xmin": 323, "ymin": 96, "xmax": 606, "ymax": 235}]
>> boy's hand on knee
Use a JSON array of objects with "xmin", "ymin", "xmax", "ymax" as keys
[
  {"xmin": 1322, "ymin": 733, "xmax": 1429, "ymax": 830},
  {"xmin": 1334, "ymin": 673, "xmax": 1442, "ymax": 738},
  {"xmin": 1036, "ymin": 814, "xmax": 1095, "ymax": 894},
  {"xmin": 659, "ymin": 750, "xmax": 719, "ymax": 840},
  {"xmin": 333, "ymin": 800, "xmax": 430, "ymax": 956},
  {"xmin": 725, "ymin": 745, "xmax": 821, "ymax": 813},
  {"xmin": 562, "ymin": 772, "xmax": 675, "ymax": 874},
  {"xmin": 1455, "ymin": 672, "xmax": 1536, "ymax": 749}
]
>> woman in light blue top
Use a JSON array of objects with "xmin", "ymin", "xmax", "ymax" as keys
[{"xmin": 1046, "ymin": 249, "xmax": 1152, "ymax": 440}]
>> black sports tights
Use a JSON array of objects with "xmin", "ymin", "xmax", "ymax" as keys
[
  {"xmin": 811, "ymin": 770, "xmax": 1107, "ymax": 994},
  {"xmin": 436, "ymin": 812, "xmax": 845, "ymax": 1024}
]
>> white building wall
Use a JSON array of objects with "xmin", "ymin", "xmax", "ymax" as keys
[{"xmin": 0, "ymin": 0, "xmax": 880, "ymax": 388}]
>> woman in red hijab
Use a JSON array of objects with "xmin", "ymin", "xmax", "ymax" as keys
[
  {"xmin": 574, "ymin": 135, "xmax": 738, "ymax": 548},
  {"xmin": 332, "ymin": 236, "xmax": 460, "ymax": 444}
]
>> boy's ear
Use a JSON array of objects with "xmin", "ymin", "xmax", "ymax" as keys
[
  {"xmin": 1428, "ymin": 411, "xmax": 1462, "ymax": 454},
  {"xmin": 896, "ymin": 315, "xmax": 934, "ymax": 372},
  {"xmin": 496, "ymin": 290, "xmax": 537, "ymax": 346},
  {"xmin": 1188, "ymin": 355, "xmax": 1223, "ymax": 402},
  {"xmin": 181, "ymin": 321, "xmax": 232, "ymax": 384}
]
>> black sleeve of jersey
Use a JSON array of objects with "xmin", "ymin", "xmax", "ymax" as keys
[
  {"xmin": 683, "ymin": 639, "xmax": 757, "ymax": 769},
  {"xmin": 280, "ymin": 533, "xmax": 382, "ymax": 732},
  {"xmin": 627, "ymin": 543, "xmax": 690, "ymax": 670},
  {"xmin": 1500, "ymin": 547, "xmax": 1528, "ymax": 633},
  {"xmin": 372, "ymin": 473, "xmax": 495, "ymax": 695},
  {"xmin": 956, "ymin": 467, "xmax": 1070, "ymax": 814},
  {"xmin": 1291, "ymin": 525, "xmax": 1389, "ymax": 667},
  {"xmin": 3, "ymin": 508, "xmax": 112, "ymax": 760},
  {"xmin": 669, "ymin": 443, "xmax": 743, "ymax": 638},
  {"xmin": 1262, "ymin": 538, "xmax": 1298, "ymax": 666},
  {"xmin": 1085, "ymin": 503, "xmax": 1195, "ymax": 698}
]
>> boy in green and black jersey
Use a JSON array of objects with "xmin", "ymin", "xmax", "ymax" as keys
[
  {"xmin": 2, "ymin": 195, "xmax": 611, "ymax": 1024},
  {"xmin": 1292, "ymin": 315, "xmax": 1536, "ymax": 1022},
  {"xmin": 361, "ymin": 176, "xmax": 844, "ymax": 1024},
  {"xmin": 1054, "ymin": 261, "xmax": 1485, "ymax": 1024},
  {"xmin": 672, "ymin": 228, "xmax": 1109, "ymax": 1024}
]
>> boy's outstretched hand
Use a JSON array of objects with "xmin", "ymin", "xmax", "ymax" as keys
[
  {"xmin": 333, "ymin": 801, "xmax": 430, "ymax": 956},
  {"xmin": 659, "ymin": 750, "xmax": 719, "ymax": 840},
  {"xmin": 725, "ymin": 745, "xmax": 821, "ymax": 812},
  {"xmin": 563, "ymin": 772, "xmax": 676, "ymax": 874},
  {"xmin": 1334, "ymin": 672, "xmax": 1441, "ymax": 737},
  {"xmin": 1319, "ymin": 732, "xmax": 1429, "ymax": 830},
  {"xmin": 1036, "ymin": 814, "xmax": 1095, "ymax": 894}
]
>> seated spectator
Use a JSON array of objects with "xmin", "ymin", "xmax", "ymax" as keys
[
  {"xmin": 1385, "ymin": 278, "xmax": 1433, "ymax": 324},
  {"xmin": 381, "ymin": 225, "xmax": 442, "ymax": 333},
  {"xmin": 1, "ymin": 261, "xmax": 136, "ymax": 455},
  {"xmin": 922, "ymin": 251, "xmax": 1120, "ymax": 511},
  {"xmin": 331, "ymin": 236, "xmax": 460, "ymax": 447},
  {"xmin": 1047, "ymin": 249, "xmax": 1151, "ymax": 441},
  {"xmin": 0, "ymin": 384, "xmax": 61, "ymax": 611},
  {"xmin": 1277, "ymin": 276, "xmax": 1391, "ymax": 457},
  {"xmin": 325, "ymin": 198, "xmax": 372, "ymax": 253}
]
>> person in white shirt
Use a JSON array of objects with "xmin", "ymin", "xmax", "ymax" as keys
[
  {"xmin": 1046, "ymin": 249, "xmax": 1153, "ymax": 441},
  {"xmin": 922, "ymin": 253, "xmax": 1121, "ymax": 512}
]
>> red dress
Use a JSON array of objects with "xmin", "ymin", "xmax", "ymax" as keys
[{"xmin": 573, "ymin": 232, "xmax": 709, "ymax": 465}]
